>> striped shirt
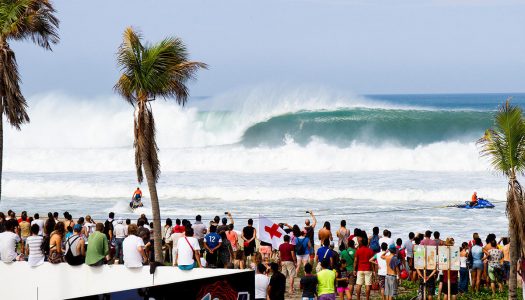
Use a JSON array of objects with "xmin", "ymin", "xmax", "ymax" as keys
[{"xmin": 26, "ymin": 235, "xmax": 44, "ymax": 267}]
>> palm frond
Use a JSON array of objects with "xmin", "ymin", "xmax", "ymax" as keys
[
  {"xmin": 0, "ymin": 43, "xmax": 29, "ymax": 129},
  {"xmin": 478, "ymin": 99, "xmax": 525, "ymax": 177}
]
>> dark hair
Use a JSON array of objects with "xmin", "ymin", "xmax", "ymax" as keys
[
  {"xmin": 210, "ymin": 225, "xmax": 217, "ymax": 233},
  {"xmin": 381, "ymin": 242, "xmax": 388, "ymax": 251},
  {"xmin": 284, "ymin": 235, "xmax": 290, "ymax": 242},
  {"xmin": 48, "ymin": 212, "xmax": 53, "ymax": 219},
  {"xmin": 176, "ymin": 218, "xmax": 181, "ymax": 226},
  {"xmin": 34, "ymin": 213, "xmax": 39, "ymax": 219},
  {"xmin": 349, "ymin": 240, "xmax": 355, "ymax": 248},
  {"xmin": 270, "ymin": 262, "xmax": 279, "ymax": 272},
  {"xmin": 502, "ymin": 237, "xmax": 509, "ymax": 245},
  {"xmin": 409, "ymin": 232, "xmax": 415, "ymax": 239},
  {"xmin": 137, "ymin": 219, "xmax": 145, "ymax": 227},
  {"xmin": 414, "ymin": 237, "xmax": 421, "ymax": 245},
  {"xmin": 373, "ymin": 227, "xmax": 379, "ymax": 235},
  {"xmin": 166, "ymin": 218, "xmax": 172, "ymax": 226},
  {"xmin": 474, "ymin": 237, "xmax": 482, "ymax": 246},
  {"xmin": 354, "ymin": 228, "xmax": 361, "ymax": 235},
  {"xmin": 361, "ymin": 238, "xmax": 369, "ymax": 247},
  {"xmin": 396, "ymin": 238, "xmax": 402, "ymax": 246},
  {"xmin": 213, "ymin": 216, "xmax": 220, "ymax": 223},
  {"xmin": 96, "ymin": 223, "xmax": 104, "ymax": 232},
  {"xmin": 222, "ymin": 217, "xmax": 227, "ymax": 225},
  {"xmin": 304, "ymin": 263, "xmax": 313, "ymax": 274},
  {"xmin": 433, "ymin": 231, "xmax": 440, "ymax": 239},
  {"xmin": 196, "ymin": 215, "xmax": 202, "ymax": 221},
  {"xmin": 323, "ymin": 239, "xmax": 330, "ymax": 247},
  {"xmin": 425, "ymin": 230, "xmax": 432, "ymax": 238},
  {"xmin": 53, "ymin": 212, "xmax": 58, "ymax": 218},
  {"xmin": 78, "ymin": 217, "xmax": 84, "ymax": 224},
  {"xmin": 185, "ymin": 227, "xmax": 194, "ymax": 237},
  {"xmin": 126, "ymin": 219, "xmax": 131, "ymax": 225},
  {"xmin": 461, "ymin": 242, "xmax": 469, "ymax": 250},
  {"xmin": 5, "ymin": 219, "xmax": 16, "ymax": 232},
  {"xmin": 30, "ymin": 224, "xmax": 39, "ymax": 235},
  {"xmin": 128, "ymin": 224, "xmax": 139, "ymax": 236},
  {"xmin": 21, "ymin": 215, "xmax": 27, "ymax": 221},
  {"xmin": 228, "ymin": 224, "xmax": 234, "ymax": 230},
  {"xmin": 490, "ymin": 240, "xmax": 497, "ymax": 248},
  {"xmin": 324, "ymin": 221, "xmax": 331, "ymax": 230},
  {"xmin": 248, "ymin": 219, "xmax": 253, "ymax": 225},
  {"xmin": 339, "ymin": 243, "xmax": 346, "ymax": 251},
  {"xmin": 108, "ymin": 212, "xmax": 114, "ymax": 219},
  {"xmin": 340, "ymin": 259, "xmax": 346, "ymax": 265},
  {"xmin": 54, "ymin": 221, "xmax": 66, "ymax": 236},
  {"xmin": 292, "ymin": 225, "xmax": 301, "ymax": 238},
  {"xmin": 486, "ymin": 233, "xmax": 496, "ymax": 244},
  {"xmin": 257, "ymin": 263, "xmax": 267, "ymax": 274},
  {"xmin": 321, "ymin": 259, "xmax": 330, "ymax": 269},
  {"xmin": 341, "ymin": 220, "xmax": 346, "ymax": 227},
  {"xmin": 383, "ymin": 229, "xmax": 389, "ymax": 236}
]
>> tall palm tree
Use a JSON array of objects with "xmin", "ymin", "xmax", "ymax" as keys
[
  {"xmin": 115, "ymin": 27, "xmax": 206, "ymax": 263},
  {"xmin": 0, "ymin": 0, "xmax": 58, "ymax": 200},
  {"xmin": 478, "ymin": 99, "xmax": 525, "ymax": 300}
]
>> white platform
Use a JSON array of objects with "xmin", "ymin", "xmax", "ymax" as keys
[{"xmin": 0, "ymin": 262, "xmax": 250, "ymax": 300}]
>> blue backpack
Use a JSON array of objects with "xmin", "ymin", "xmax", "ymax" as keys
[
  {"xmin": 370, "ymin": 235, "xmax": 380, "ymax": 252},
  {"xmin": 296, "ymin": 237, "xmax": 308, "ymax": 255}
]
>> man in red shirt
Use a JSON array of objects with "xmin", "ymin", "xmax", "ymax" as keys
[
  {"xmin": 353, "ymin": 238, "xmax": 374, "ymax": 300},
  {"xmin": 279, "ymin": 235, "xmax": 297, "ymax": 294}
]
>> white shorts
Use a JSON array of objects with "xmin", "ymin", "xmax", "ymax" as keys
[
  {"xmin": 297, "ymin": 254, "xmax": 309, "ymax": 261},
  {"xmin": 356, "ymin": 271, "xmax": 372, "ymax": 286}
]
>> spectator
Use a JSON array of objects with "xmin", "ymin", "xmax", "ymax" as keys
[
  {"xmin": 0, "ymin": 219, "xmax": 21, "ymax": 262},
  {"xmin": 176, "ymin": 227, "xmax": 201, "ymax": 270},
  {"xmin": 65, "ymin": 224, "xmax": 86, "ymax": 265},
  {"xmin": 316, "ymin": 239, "xmax": 334, "ymax": 269},
  {"xmin": 279, "ymin": 235, "xmax": 297, "ymax": 294},
  {"xmin": 114, "ymin": 218, "xmax": 127, "ymax": 264},
  {"xmin": 354, "ymin": 238, "xmax": 374, "ymax": 300},
  {"xmin": 85, "ymin": 223, "xmax": 109, "ymax": 266},
  {"xmin": 317, "ymin": 259, "xmax": 336, "ymax": 300},
  {"xmin": 48, "ymin": 221, "xmax": 66, "ymax": 264},
  {"xmin": 268, "ymin": 262, "xmax": 286, "ymax": 300},
  {"xmin": 300, "ymin": 263, "xmax": 318, "ymax": 300},
  {"xmin": 204, "ymin": 225, "xmax": 222, "ymax": 268},
  {"xmin": 25, "ymin": 224, "xmax": 44, "ymax": 267},
  {"xmin": 31, "ymin": 213, "xmax": 44, "ymax": 236},
  {"xmin": 255, "ymin": 263, "xmax": 270, "ymax": 300},
  {"xmin": 123, "ymin": 224, "xmax": 146, "ymax": 268}
]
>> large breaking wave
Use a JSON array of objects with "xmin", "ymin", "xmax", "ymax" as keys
[{"xmin": 4, "ymin": 88, "xmax": 494, "ymax": 173}]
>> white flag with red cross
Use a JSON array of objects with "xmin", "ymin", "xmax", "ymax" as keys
[{"xmin": 258, "ymin": 215, "xmax": 287, "ymax": 249}]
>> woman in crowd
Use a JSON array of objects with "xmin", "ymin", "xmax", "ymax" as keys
[
  {"xmin": 48, "ymin": 221, "xmax": 66, "ymax": 264},
  {"xmin": 470, "ymin": 237, "xmax": 485, "ymax": 292}
]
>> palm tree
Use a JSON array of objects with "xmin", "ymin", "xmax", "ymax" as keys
[
  {"xmin": 0, "ymin": 0, "xmax": 59, "ymax": 200},
  {"xmin": 478, "ymin": 99, "xmax": 525, "ymax": 300},
  {"xmin": 114, "ymin": 27, "xmax": 206, "ymax": 263}
]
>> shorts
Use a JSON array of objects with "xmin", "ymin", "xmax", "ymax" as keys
[
  {"xmin": 318, "ymin": 294, "xmax": 336, "ymax": 300},
  {"xmin": 407, "ymin": 257, "xmax": 414, "ymax": 271},
  {"xmin": 419, "ymin": 278, "xmax": 435, "ymax": 296},
  {"xmin": 348, "ymin": 273, "xmax": 357, "ymax": 285},
  {"xmin": 244, "ymin": 245, "xmax": 255, "ymax": 257},
  {"xmin": 442, "ymin": 282, "xmax": 458, "ymax": 295},
  {"xmin": 337, "ymin": 286, "xmax": 349, "ymax": 293},
  {"xmin": 234, "ymin": 250, "xmax": 245, "ymax": 260},
  {"xmin": 259, "ymin": 245, "xmax": 272, "ymax": 254},
  {"xmin": 178, "ymin": 263, "xmax": 196, "ymax": 270},
  {"xmin": 297, "ymin": 254, "xmax": 309, "ymax": 261},
  {"xmin": 206, "ymin": 251, "xmax": 218, "ymax": 266},
  {"xmin": 472, "ymin": 261, "xmax": 483, "ymax": 270},
  {"xmin": 281, "ymin": 261, "xmax": 296, "ymax": 278},
  {"xmin": 384, "ymin": 275, "xmax": 398, "ymax": 297},
  {"xmin": 378, "ymin": 275, "xmax": 386, "ymax": 289},
  {"xmin": 488, "ymin": 265, "xmax": 503, "ymax": 282},
  {"xmin": 356, "ymin": 271, "xmax": 372, "ymax": 286}
]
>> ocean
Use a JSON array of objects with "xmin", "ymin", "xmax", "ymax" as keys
[{"xmin": 2, "ymin": 88, "xmax": 523, "ymax": 243}]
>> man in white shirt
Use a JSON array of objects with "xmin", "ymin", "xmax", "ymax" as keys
[
  {"xmin": 114, "ymin": 218, "xmax": 127, "ymax": 264},
  {"xmin": 176, "ymin": 227, "xmax": 201, "ymax": 270},
  {"xmin": 31, "ymin": 213, "xmax": 45, "ymax": 236},
  {"xmin": 0, "ymin": 220, "xmax": 21, "ymax": 262},
  {"xmin": 192, "ymin": 215, "xmax": 207, "ymax": 249},
  {"xmin": 379, "ymin": 229, "xmax": 394, "ymax": 247},
  {"xmin": 123, "ymin": 224, "xmax": 146, "ymax": 268},
  {"xmin": 255, "ymin": 263, "xmax": 270, "ymax": 300}
]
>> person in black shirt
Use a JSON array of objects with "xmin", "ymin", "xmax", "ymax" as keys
[
  {"xmin": 300, "ymin": 263, "xmax": 318, "ymax": 300},
  {"xmin": 268, "ymin": 262, "xmax": 286, "ymax": 300},
  {"xmin": 242, "ymin": 218, "xmax": 257, "ymax": 258}
]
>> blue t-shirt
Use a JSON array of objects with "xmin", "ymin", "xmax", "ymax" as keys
[
  {"xmin": 317, "ymin": 246, "xmax": 333, "ymax": 262},
  {"xmin": 204, "ymin": 232, "xmax": 222, "ymax": 249}
]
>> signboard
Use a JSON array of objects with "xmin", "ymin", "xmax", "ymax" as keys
[
  {"xmin": 414, "ymin": 245, "xmax": 426, "ymax": 269},
  {"xmin": 426, "ymin": 246, "xmax": 437, "ymax": 270},
  {"xmin": 438, "ymin": 246, "xmax": 450, "ymax": 270},
  {"xmin": 450, "ymin": 247, "xmax": 460, "ymax": 271}
]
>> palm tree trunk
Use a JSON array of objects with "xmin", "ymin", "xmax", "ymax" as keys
[
  {"xmin": 0, "ymin": 105, "xmax": 3, "ymax": 202},
  {"xmin": 141, "ymin": 151, "xmax": 163, "ymax": 263},
  {"xmin": 509, "ymin": 224, "xmax": 518, "ymax": 300}
]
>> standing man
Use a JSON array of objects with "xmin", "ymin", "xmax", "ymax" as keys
[
  {"xmin": 317, "ymin": 259, "xmax": 336, "ymax": 300},
  {"xmin": 242, "ymin": 219, "xmax": 257, "ymax": 263},
  {"xmin": 354, "ymin": 239, "xmax": 374, "ymax": 300},
  {"xmin": 85, "ymin": 223, "xmax": 109, "ymax": 266},
  {"xmin": 204, "ymin": 225, "xmax": 222, "ymax": 268},
  {"xmin": 114, "ymin": 218, "xmax": 127, "ymax": 264},
  {"xmin": 381, "ymin": 245, "xmax": 400, "ymax": 300},
  {"xmin": 268, "ymin": 262, "xmax": 286, "ymax": 300},
  {"xmin": 304, "ymin": 210, "xmax": 317, "ymax": 263},
  {"xmin": 279, "ymin": 235, "xmax": 297, "ymax": 294},
  {"xmin": 217, "ymin": 212, "xmax": 234, "ymax": 234},
  {"xmin": 192, "ymin": 215, "xmax": 207, "ymax": 250}
]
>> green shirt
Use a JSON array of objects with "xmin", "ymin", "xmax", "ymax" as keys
[
  {"xmin": 85, "ymin": 231, "xmax": 109, "ymax": 265},
  {"xmin": 340, "ymin": 248, "xmax": 356, "ymax": 272},
  {"xmin": 317, "ymin": 269, "xmax": 336, "ymax": 296}
]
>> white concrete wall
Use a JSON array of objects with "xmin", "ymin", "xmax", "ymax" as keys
[{"xmin": 0, "ymin": 262, "xmax": 247, "ymax": 300}]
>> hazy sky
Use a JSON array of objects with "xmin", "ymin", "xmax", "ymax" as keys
[{"xmin": 12, "ymin": 0, "xmax": 525, "ymax": 97}]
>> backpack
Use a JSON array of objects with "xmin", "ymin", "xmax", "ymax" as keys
[
  {"xmin": 65, "ymin": 236, "xmax": 84, "ymax": 266},
  {"xmin": 370, "ymin": 235, "xmax": 380, "ymax": 252},
  {"xmin": 296, "ymin": 238, "xmax": 307, "ymax": 255},
  {"xmin": 40, "ymin": 236, "xmax": 50, "ymax": 256}
]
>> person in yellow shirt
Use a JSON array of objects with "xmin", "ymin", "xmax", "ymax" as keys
[{"xmin": 317, "ymin": 259, "xmax": 337, "ymax": 300}]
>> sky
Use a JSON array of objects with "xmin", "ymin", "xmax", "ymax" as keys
[{"xmin": 12, "ymin": 0, "xmax": 525, "ymax": 97}]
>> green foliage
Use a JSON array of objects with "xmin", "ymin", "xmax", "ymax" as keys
[{"xmin": 478, "ymin": 99, "xmax": 525, "ymax": 177}]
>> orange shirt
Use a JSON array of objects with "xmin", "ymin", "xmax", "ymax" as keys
[{"xmin": 471, "ymin": 194, "xmax": 477, "ymax": 202}]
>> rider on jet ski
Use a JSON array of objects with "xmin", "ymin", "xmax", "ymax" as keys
[{"xmin": 469, "ymin": 192, "xmax": 478, "ymax": 207}]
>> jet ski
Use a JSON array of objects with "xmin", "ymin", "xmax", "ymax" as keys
[
  {"xmin": 456, "ymin": 198, "xmax": 495, "ymax": 209},
  {"xmin": 129, "ymin": 199, "xmax": 144, "ymax": 210}
]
